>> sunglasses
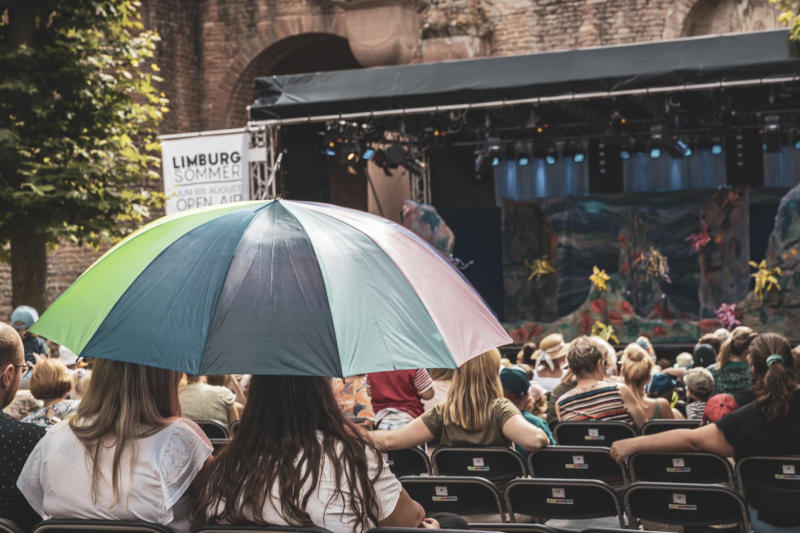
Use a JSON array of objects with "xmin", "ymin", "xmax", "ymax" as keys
[{"xmin": 12, "ymin": 362, "xmax": 33, "ymax": 378}]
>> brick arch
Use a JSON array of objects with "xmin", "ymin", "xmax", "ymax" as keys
[
  {"xmin": 662, "ymin": 0, "xmax": 701, "ymax": 39},
  {"xmin": 663, "ymin": 0, "xmax": 781, "ymax": 38}
]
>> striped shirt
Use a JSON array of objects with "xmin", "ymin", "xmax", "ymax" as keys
[{"xmin": 557, "ymin": 384, "xmax": 633, "ymax": 423}]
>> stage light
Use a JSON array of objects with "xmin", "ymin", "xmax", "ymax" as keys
[
  {"xmin": 362, "ymin": 148, "xmax": 375, "ymax": 160},
  {"xmin": 491, "ymin": 156, "xmax": 501, "ymax": 167},
  {"xmin": 515, "ymin": 141, "xmax": 532, "ymax": 167},
  {"xmin": 711, "ymin": 137, "xmax": 724, "ymax": 155},
  {"xmin": 762, "ymin": 114, "xmax": 782, "ymax": 152},
  {"xmin": 620, "ymin": 149, "xmax": 631, "ymax": 160},
  {"xmin": 671, "ymin": 138, "xmax": 692, "ymax": 158},
  {"xmin": 563, "ymin": 141, "xmax": 585, "ymax": 164},
  {"xmin": 795, "ymin": 140, "xmax": 800, "ymax": 150},
  {"xmin": 325, "ymin": 148, "xmax": 336, "ymax": 157},
  {"xmin": 650, "ymin": 147, "xmax": 662, "ymax": 159},
  {"xmin": 544, "ymin": 143, "xmax": 558, "ymax": 166}
]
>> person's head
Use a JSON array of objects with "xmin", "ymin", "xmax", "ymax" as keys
[
  {"xmin": 698, "ymin": 333, "xmax": 722, "ymax": 354},
  {"xmin": 443, "ymin": 348, "xmax": 503, "ymax": 431},
  {"xmin": 516, "ymin": 342, "xmax": 537, "ymax": 366},
  {"xmin": 621, "ymin": 343, "xmax": 654, "ymax": 392},
  {"xmin": 191, "ymin": 375, "xmax": 381, "ymax": 529},
  {"xmin": 693, "ymin": 343, "xmax": 717, "ymax": 369},
  {"xmin": 647, "ymin": 372, "xmax": 677, "ymax": 400},
  {"xmin": 500, "ymin": 365, "xmax": 531, "ymax": 409},
  {"xmin": 718, "ymin": 326, "xmax": 757, "ymax": 369},
  {"xmin": 0, "ymin": 322, "xmax": 25, "ymax": 408},
  {"xmin": 592, "ymin": 337, "xmax": 618, "ymax": 376},
  {"xmin": 537, "ymin": 334, "xmax": 568, "ymax": 371},
  {"xmin": 73, "ymin": 371, "xmax": 92, "ymax": 399},
  {"xmin": 748, "ymin": 332, "xmax": 796, "ymax": 425},
  {"xmin": 684, "ymin": 367, "xmax": 714, "ymax": 402},
  {"xmin": 714, "ymin": 328, "xmax": 730, "ymax": 343},
  {"xmin": 10, "ymin": 305, "xmax": 38, "ymax": 336},
  {"xmin": 29, "ymin": 358, "xmax": 72, "ymax": 401},
  {"xmin": 635, "ymin": 336, "xmax": 656, "ymax": 360},
  {"xmin": 566, "ymin": 336, "xmax": 606, "ymax": 380},
  {"xmin": 69, "ymin": 360, "xmax": 182, "ymax": 504},
  {"xmin": 675, "ymin": 353, "xmax": 693, "ymax": 369},
  {"xmin": 702, "ymin": 393, "xmax": 739, "ymax": 424}
]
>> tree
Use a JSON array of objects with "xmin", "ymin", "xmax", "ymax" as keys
[
  {"xmin": 0, "ymin": 0, "xmax": 166, "ymax": 311},
  {"xmin": 771, "ymin": 0, "xmax": 800, "ymax": 39}
]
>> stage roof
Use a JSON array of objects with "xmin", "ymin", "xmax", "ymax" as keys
[{"xmin": 249, "ymin": 30, "xmax": 800, "ymax": 123}]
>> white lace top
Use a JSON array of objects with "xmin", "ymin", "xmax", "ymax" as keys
[{"xmin": 17, "ymin": 417, "xmax": 212, "ymax": 533}]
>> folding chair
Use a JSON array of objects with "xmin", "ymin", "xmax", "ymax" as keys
[
  {"xmin": 195, "ymin": 419, "xmax": 230, "ymax": 439},
  {"xmin": 504, "ymin": 479, "xmax": 625, "ymax": 526},
  {"xmin": 629, "ymin": 452, "xmax": 733, "ymax": 485},
  {"xmin": 640, "ymin": 419, "xmax": 700, "ymax": 435},
  {"xmin": 0, "ymin": 519, "xmax": 25, "ymax": 533},
  {"xmin": 736, "ymin": 456, "xmax": 800, "ymax": 528},
  {"xmin": 399, "ymin": 476, "xmax": 505, "ymax": 522},
  {"xmin": 468, "ymin": 525, "xmax": 557, "ymax": 533},
  {"xmin": 580, "ymin": 529, "xmax": 662, "ymax": 533},
  {"xmin": 209, "ymin": 438, "xmax": 232, "ymax": 454},
  {"xmin": 32, "ymin": 519, "xmax": 175, "ymax": 532},
  {"xmin": 386, "ymin": 447, "xmax": 431, "ymax": 477},
  {"xmin": 431, "ymin": 447, "xmax": 526, "ymax": 484},
  {"xmin": 366, "ymin": 529, "xmax": 487, "ymax": 533},
  {"xmin": 624, "ymin": 482, "xmax": 750, "ymax": 532},
  {"xmin": 553, "ymin": 422, "xmax": 636, "ymax": 446},
  {"xmin": 528, "ymin": 446, "xmax": 627, "ymax": 486},
  {"xmin": 193, "ymin": 526, "xmax": 333, "ymax": 533}
]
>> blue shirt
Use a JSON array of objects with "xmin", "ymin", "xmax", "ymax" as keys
[{"xmin": 515, "ymin": 410, "xmax": 555, "ymax": 461}]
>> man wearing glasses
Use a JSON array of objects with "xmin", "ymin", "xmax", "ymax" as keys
[{"xmin": 0, "ymin": 321, "xmax": 46, "ymax": 530}]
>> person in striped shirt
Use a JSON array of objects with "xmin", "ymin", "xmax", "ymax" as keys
[{"xmin": 555, "ymin": 337, "xmax": 646, "ymax": 428}]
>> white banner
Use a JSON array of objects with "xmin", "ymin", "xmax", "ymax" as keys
[{"xmin": 161, "ymin": 132, "xmax": 250, "ymax": 214}]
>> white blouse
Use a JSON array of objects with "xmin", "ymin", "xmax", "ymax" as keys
[{"xmin": 17, "ymin": 417, "xmax": 212, "ymax": 533}]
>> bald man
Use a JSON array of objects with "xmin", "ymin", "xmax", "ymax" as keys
[{"xmin": 0, "ymin": 321, "xmax": 45, "ymax": 530}]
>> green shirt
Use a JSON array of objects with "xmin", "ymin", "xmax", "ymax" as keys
[
  {"xmin": 421, "ymin": 397, "xmax": 520, "ymax": 447},
  {"xmin": 710, "ymin": 361, "xmax": 752, "ymax": 395}
]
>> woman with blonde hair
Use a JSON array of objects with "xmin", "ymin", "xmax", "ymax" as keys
[
  {"xmin": 22, "ymin": 358, "xmax": 80, "ymax": 427},
  {"xmin": 18, "ymin": 360, "xmax": 212, "ymax": 533},
  {"xmin": 370, "ymin": 348, "xmax": 549, "ymax": 451},
  {"xmin": 621, "ymin": 343, "xmax": 682, "ymax": 421},
  {"xmin": 710, "ymin": 325, "xmax": 756, "ymax": 394}
]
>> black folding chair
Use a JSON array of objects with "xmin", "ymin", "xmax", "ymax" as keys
[
  {"xmin": 209, "ymin": 438, "xmax": 231, "ymax": 454},
  {"xmin": 33, "ymin": 519, "xmax": 175, "ymax": 532},
  {"xmin": 640, "ymin": 419, "xmax": 700, "ymax": 435},
  {"xmin": 386, "ymin": 447, "xmax": 431, "ymax": 477},
  {"xmin": 432, "ymin": 447, "xmax": 526, "ymax": 484},
  {"xmin": 504, "ymin": 478, "xmax": 625, "ymax": 526},
  {"xmin": 400, "ymin": 476, "xmax": 505, "ymax": 522},
  {"xmin": 736, "ymin": 456, "xmax": 800, "ymax": 528},
  {"xmin": 195, "ymin": 419, "xmax": 230, "ymax": 439},
  {"xmin": 0, "ymin": 519, "xmax": 25, "ymax": 533},
  {"xmin": 624, "ymin": 482, "xmax": 750, "ymax": 532},
  {"xmin": 367, "ymin": 529, "xmax": 488, "ymax": 533},
  {"xmin": 553, "ymin": 422, "xmax": 636, "ymax": 446},
  {"xmin": 629, "ymin": 452, "xmax": 733, "ymax": 485},
  {"xmin": 528, "ymin": 446, "xmax": 627, "ymax": 486},
  {"xmin": 194, "ymin": 526, "xmax": 333, "ymax": 532},
  {"xmin": 580, "ymin": 529, "xmax": 662, "ymax": 533},
  {"xmin": 468, "ymin": 525, "xmax": 557, "ymax": 533}
]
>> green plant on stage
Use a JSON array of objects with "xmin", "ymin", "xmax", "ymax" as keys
[
  {"xmin": 749, "ymin": 260, "xmax": 783, "ymax": 301},
  {"xmin": 0, "ymin": 0, "xmax": 166, "ymax": 309},
  {"xmin": 591, "ymin": 321, "xmax": 619, "ymax": 345},
  {"xmin": 525, "ymin": 258, "xmax": 555, "ymax": 281},
  {"xmin": 771, "ymin": 0, "xmax": 800, "ymax": 39}
]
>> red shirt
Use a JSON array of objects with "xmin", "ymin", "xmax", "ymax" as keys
[{"xmin": 367, "ymin": 369, "xmax": 433, "ymax": 418}]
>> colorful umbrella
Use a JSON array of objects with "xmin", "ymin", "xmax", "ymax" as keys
[{"xmin": 32, "ymin": 200, "xmax": 510, "ymax": 376}]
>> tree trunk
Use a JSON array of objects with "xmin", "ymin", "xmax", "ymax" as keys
[{"xmin": 10, "ymin": 232, "xmax": 47, "ymax": 312}]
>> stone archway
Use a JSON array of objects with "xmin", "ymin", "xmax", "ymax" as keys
[{"xmin": 663, "ymin": 0, "xmax": 781, "ymax": 39}]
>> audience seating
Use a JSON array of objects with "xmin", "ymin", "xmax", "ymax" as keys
[
  {"xmin": 195, "ymin": 419, "xmax": 230, "ymax": 439},
  {"xmin": 432, "ymin": 447, "xmax": 526, "ymax": 484},
  {"xmin": 503, "ymin": 478, "xmax": 625, "ymax": 527},
  {"xmin": 736, "ymin": 455, "xmax": 800, "ymax": 528},
  {"xmin": 468, "ymin": 525, "xmax": 557, "ymax": 533},
  {"xmin": 366, "ymin": 529, "xmax": 487, "ymax": 533},
  {"xmin": 32, "ymin": 519, "xmax": 175, "ymax": 532},
  {"xmin": 528, "ymin": 446, "xmax": 627, "ymax": 486},
  {"xmin": 623, "ymin": 481, "xmax": 750, "ymax": 532},
  {"xmin": 552, "ymin": 422, "xmax": 636, "ymax": 447},
  {"xmin": 209, "ymin": 438, "xmax": 232, "ymax": 454},
  {"xmin": 580, "ymin": 529, "xmax": 663, "ymax": 533},
  {"xmin": 629, "ymin": 451, "xmax": 734, "ymax": 485},
  {"xmin": 386, "ymin": 447, "xmax": 431, "ymax": 477},
  {"xmin": 193, "ymin": 526, "xmax": 333, "ymax": 532},
  {"xmin": 640, "ymin": 419, "xmax": 701, "ymax": 435},
  {"xmin": 0, "ymin": 519, "xmax": 24, "ymax": 533},
  {"xmin": 399, "ymin": 476, "xmax": 505, "ymax": 521}
]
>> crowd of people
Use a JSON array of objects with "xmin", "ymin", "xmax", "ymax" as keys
[{"xmin": 1, "ymin": 304, "xmax": 799, "ymax": 532}]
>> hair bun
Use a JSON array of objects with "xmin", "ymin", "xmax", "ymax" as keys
[{"xmin": 626, "ymin": 345, "xmax": 646, "ymax": 362}]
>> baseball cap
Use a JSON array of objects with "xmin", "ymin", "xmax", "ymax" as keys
[
  {"xmin": 500, "ymin": 365, "xmax": 531, "ymax": 399},
  {"xmin": 11, "ymin": 305, "xmax": 39, "ymax": 331},
  {"xmin": 684, "ymin": 367, "xmax": 714, "ymax": 396},
  {"xmin": 647, "ymin": 372, "xmax": 676, "ymax": 396},
  {"xmin": 702, "ymin": 393, "xmax": 740, "ymax": 424},
  {"xmin": 693, "ymin": 343, "xmax": 716, "ymax": 368}
]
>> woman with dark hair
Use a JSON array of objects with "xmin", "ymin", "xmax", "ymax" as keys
[
  {"xmin": 192, "ymin": 375, "xmax": 444, "ymax": 531},
  {"xmin": 611, "ymin": 332, "xmax": 800, "ymax": 531}
]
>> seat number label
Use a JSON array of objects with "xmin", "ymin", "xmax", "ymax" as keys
[
  {"xmin": 669, "ymin": 493, "xmax": 696, "ymax": 510},
  {"xmin": 548, "ymin": 488, "xmax": 573, "ymax": 504},
  {"xmin": 468, "ymin": 457, "xmax": 490, "ymax": 471},
  {"xmin": 566, "ymin": 455, "xmax": 588, "ymax": 469},
  {"xmin": 433, "ymin": 486, "xmax": 457, "ymax": 501},
  {"xmin": 584, "ymin": 428, "xmax": 605, "ymax": 441},
  {"xmin": 667, "ymin": 457, "xmax": 690, "ymax": 473}
]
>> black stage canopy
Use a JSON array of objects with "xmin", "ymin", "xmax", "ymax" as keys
[{"xmin": 250, "ymin": 30, "xmax": 799, "ymax": 122}]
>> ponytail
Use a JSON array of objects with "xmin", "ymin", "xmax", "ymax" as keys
[
  {"xmin": 749, "ymin": 333, "xmax": 797, "ymax": 425},
  {"xmin": 718, "ymin": 326, "xmax": 756, "ymax": 370}
]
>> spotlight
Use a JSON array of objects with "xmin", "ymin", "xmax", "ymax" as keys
[
  {"xmin": 543, "ymin": 142, "xmax": 558, "ymax": 166},
  {"xmin": 620, "ymin": 149, "xmax": 631, "ymax": 160},
  {"xmin": 795, "ymin": 139, "xmax": 800, "ymax": 151},
  {"xmin": 668, "ymin": 137, "xmax": 692, "ymax": 158},
  {"xmin": 515, "ymin": 141, "xmax": 532, "ymax": 167},
  {"xmin": 711, "ymin": 136, "xmax": 724, "ymax": 155},
  {"xmin": 491, "ymin": 156, "xmax": 501, "ymax": 167},
  {"xmin": 762, "ymin": 114, "xmax": 782, "ymax": 152},
  {"xmin": 563, "ymin": 141, "xmax": 586, "ymax": 164},
  {"xmin": 362, "ymin": 148, "xmax": 375, "ymax": 160},
  {"xmin": 649, "ymin": 147, "xmax": 662, "ymax": 160}
]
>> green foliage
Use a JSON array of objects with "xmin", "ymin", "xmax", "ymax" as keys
[
  {"xmin": 0, "ymin": 0, "xmax": 166, "ymax": 261},
  {"xmin": 771, "ymin": 0, "xmax": 800, "ymax": 39}
]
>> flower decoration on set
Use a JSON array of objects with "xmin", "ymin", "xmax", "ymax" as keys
[
  {"xmin": 591, "ymin": 321, "xmax": 619, "ymax": 344},
  {"xmin": 590, "ymin": 266, "xmax": 610, "ymax": 292},
  {"xmin": 749, "ymin": 260, "xmax": 782, "ymax": 301},
  {"xmin": 525, "ymin": 258, "xmax": 556, "ymax": 281}
]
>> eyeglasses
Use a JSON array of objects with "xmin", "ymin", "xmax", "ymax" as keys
[{"xmin": 12, "ymin": 362, "xmax": 32, "ymax": 378}]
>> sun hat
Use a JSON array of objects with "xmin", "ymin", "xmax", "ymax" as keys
[
  {"xmin": 646, "ymin": 372, "xmax": 676, "ymax": 396},
  {"xmin": 500, "ymin": 365, "xmax": 531, "ymax": 399},
  {"xmin": 702, "ymin": 393, "xmax": 740, "ymax": 424},
  {"xmin": 693, "ymin": 343, "xmax": 716, "ymax": 368},
  {"xmin": 684, "ymin": 367, "xmax": 714, "ymax": 396},
  {"xmin": 539, "ymin": 333, "xmax": 568, "ymax": 360},
  {"xmin": 11, "ymin": 305, "xmax": 39, "ymax": 331},
  {"xmin": 674, "ymin": 353, "xmax": 693, "ymax": 369}
]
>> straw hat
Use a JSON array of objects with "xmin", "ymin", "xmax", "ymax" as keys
[{"xmin": 538, "ymin": 333, "xmax": 568, "ymax": 360}]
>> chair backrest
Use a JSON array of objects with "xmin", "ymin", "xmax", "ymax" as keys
[
  {"xmin": 624, "ymin": 482, "xmax": 750, "ymax": 532},
  {"xmin": 579, "ymin": 529, "xmax": 663, "ymax": 533},
  {"xmin": 553, "ymin": 422, "xmax": 636, "ymax": 446},
  {"xmin": 504, "ymin": 478, "xmax": 624, "ymax": 525},
  {"xmin": 431, "ymin": 447, "xmax": 526, "ymax": 483},
  {"xmin": 386, "ymin": 447, "xmax": 431, "ymax": 477},
  {"xmin": 468, "ymin": 525, "xmax": 557, "ymax": 533},
  {"xmin": 209, "ymin": 438, "xmax": 232, "ymax": 454},
  {"xmin": 229, "ymin": 420, "xmax": 240, "ymax": 435},
  {"xmin": 195, "ymin": 419, "xmax": 230, "ymax": 439},
  {"xmin": 194, "ymin": 526, "xmax": 333, "ymax": 533},
  {"xmin": 0, "ymin": 519, "xmax": 25, "ymax": 533},
  {"xmin": 736, "ymin": 456, "xmax": 800, "ymax": 527},
  {"xmin": 32, "ymin": 519, "xmax": 175, "ymax": 533},
  {"xmin": 366, "ymin": 529, "xmax": 488, "ymax": 533},
  {"xmin": 399, "ymin": 476, "xmax": 505, "ymax": 520},
  {"xmin": 528, "ymin": 446, "xmax": 627, "ymax": 486},
  {"xmin": 629, "ymin": 452, "xmax": 733, "ymax": 485},
  {"xmin": 640, "ymin": 419, "xmax": 700, "ymax": 435}
]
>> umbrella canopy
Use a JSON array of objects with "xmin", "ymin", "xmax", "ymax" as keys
[{"xmin": 32, "ymin": 200, "xmax": 511, "ymax": 376}]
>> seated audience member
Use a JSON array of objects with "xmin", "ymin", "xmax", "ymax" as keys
[
  {"xmin": 180, "ymin": 374, "xmax": 241, "ymax": 428},
  {"xmin": 556, "ymin": 337, "xmax": 646, "ymax": 427},
  {"xmin": 370, "ymin": 349, "xmax": 549, "ymax": 452},
  {"xmin": 0, "ymin": 322, "xmax": 46, "ymax": 531},
  {"xmin": 646, "ymin": 372, "xmax": 685, "ymax": 417},
  {"xmin": 635, "ymin": 336, "xmax": 656, "ymax": 361},
  {"xmin": 710, "ymin": 325, "xmax": 756, "ymax": 394},
  {"xmin": 10, "ymin": 306, "xmax": 48, "ymax": 367},
  {"xmin": 22, "ymin": 358, "xmax": 80, "ymax": 428},
  {"xmin": 698, "ymin": 332, "xmax": 723, "ymax": 356},
  {"xmin": 423, "ymin": 369, "xmax": 454, "ymax": 412},
  {"xmin": 500, "ymin": 366, "xmax": 555, "ymax": 460},
  {"xmin": 693, "ymin": 343, "xmax": 717, "ymax": 369},
  {"xmin": 621, "ymin": 344, "xmax": 680, "ymax": 422},
  {"xmin": 713, "ymin": 328, "xmax": 730, "ymax": 343},
  {"xmin": 533, "ymin": 334, "xmax": 568, "ymax": 392},
  {"xmin": 684, "ymin": 367, "xmax": 714, "ymax": 420},
  {"xmin": 367, "ymin": 369, "xmax": 434, "ymax": 430},
  {"xmin": 516, "ymin": 342, "xmax": 537, "ymax": 366},
  {"xmin": 18, "ymin": 360, "xmax": 212, "ymax": 533},
  {"xmin": 206, "ymin": 374, "xmax": 246, "ymax": 405},
  {"xmin": 701, "ymin": 393, "xmax": 740, "ymax": 425},
  {"xmin": 675, "ymin": 352, "xmax": 693, "ymax": 369},
  {"xmin": 333, "ymin": 375, "xmax": 375, "ymax": 420},
  {"xmin": 3, "ymin": 389, "xmax": 42, "ymax": 420},
  {"xmin": 611, "ymin": 332, "xmax": 799, "ymax": 532},
  {"xmin": 191, "ymin": 374, "xmax": 466, "ymax": 531}
]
